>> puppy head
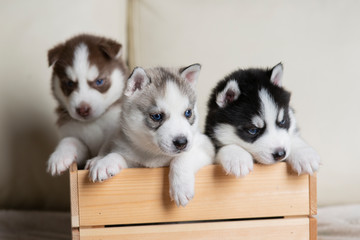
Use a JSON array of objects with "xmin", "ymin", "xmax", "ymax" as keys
[
  {"xmin": 123, "ymin": 64, "xmax": 201, "ymax": 156},
  {"xmin": 208, "ymin": 63, "xmax": 295, "ymax": 164},
  {"xmin": 48, "ymin": 34, "xmax": 128, "ymax": 122}
]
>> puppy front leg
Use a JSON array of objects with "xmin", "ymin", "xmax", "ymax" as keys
[
  {"xmin": 169, "ymin": 133, "xmax": 215, "ymax": 207},
  {"xmin": 169, "ymin": 158, "xmax": 195, "ymax": 207},
  {"xmin": 47, "ymin": 137, "xmax": 89, "ymax": 175},
  {"xmin": 287, "ymin": 135, "xmax": 320, "ymax": 175},
  {"xmin": 86, "ymin": 152, "xmax": 128, "ymax": 182},
  {"xmin": 216, "ymin": 144, "xmax": 253, "ymax": 177}
]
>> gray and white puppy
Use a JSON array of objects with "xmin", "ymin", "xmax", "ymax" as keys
[{"xmin": 86, "ymin": 64, "xmax": 215, "ymax": 207}]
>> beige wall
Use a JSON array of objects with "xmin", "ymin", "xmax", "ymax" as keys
[
  {"xmin": 129, "ymin": 0, "xmax": 360, "ymax": 206},
  {"xmin": 0, "ymin": 0, "xmax": 127, "ymax": 210}
]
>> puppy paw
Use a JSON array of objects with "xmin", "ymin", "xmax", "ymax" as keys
[
  {"xmin": 217, "ymin": 145, "xmax": 254, "ymax": 177},
  {"xmin": 86, "ymin": 153, "xmax": 127, "ymax": 182},
  {"xmin": 47, "ymin": 150, "xmax": 76, "ymax": 176},
  {"xmin": 169, "ymin": 173, "xmax": 195, "ymax": 207},
  {"xmin": 288, "ymin": 147, "xmax": 320, "ymax": 175}
]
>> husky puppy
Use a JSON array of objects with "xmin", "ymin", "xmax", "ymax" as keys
[
  {"xmin": 47, "ymin": 34, "xmax": 128, "ymax": 175},
  {"xmin": 86, "ymin": 64, "xmax": 215, "ymax": 206},
  {"xmin": 205, "ymin": 63, "xmax": 320, "ymax": 177}
]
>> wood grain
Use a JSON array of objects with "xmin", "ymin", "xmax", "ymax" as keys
[
  {"xmin": 79, "ymin": 217, "xmax": 310, "ymax": 240},
  {"xmin": 76, "ymin": 163, "xmax": 310, "ymax": 227},
  {"xmin": 70, "ymin": 162, "xmax": 79, "ymax": 228},
  {"xmin": 309, "ymin": 174, "xmax": 317, "ymax": 215},
  {"xmin": 72, "ymin": 228, "xmax": 80, "ymax": 240},
  {"xmin": 309, "ymin": 217, "xmax": 317, "ymax": 240}
]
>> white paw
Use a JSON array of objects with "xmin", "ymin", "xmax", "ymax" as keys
[
  {"xmin": 86, "ymin": 153, "xmax": 127, "ymax": 182},
  {"xmin": 217, "ymin": 145, "xmax": 254, "ymax": 177},
  {"xmin": 169, "ymin": 173, "xmax": 195, "ymax": 207},
  {"xmin": 47, "ymin": 149, "xmax": 76, "ymax": 176},
  {"xmin": 288, "ymin": 147, "xmax": 320, "ymax": 175}
]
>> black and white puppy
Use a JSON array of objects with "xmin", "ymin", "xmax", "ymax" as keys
[
  {"xmin": 47, "ymin": 34, "xmax": 128, "ymax": 175},
  {"xmin": 205, "ymin": 63, "xmax": 320, "ymax": 177}
]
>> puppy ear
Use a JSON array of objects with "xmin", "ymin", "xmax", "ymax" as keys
[
  {"xmin": 216, "ymin": 80, "xmax": 240, "ymax": 108},
  {"xmin": 125, "ymin": 67, "xmax": 151, "ymax": 97},
  {"xmin": 48, "ymin": 43, "xmax": 65, "ymax": 67},
  {"xmin": 99, "ymin": 38, "xmax": 123, "ymax": 59},
  {"xmin": 179, "ymin": 63, "xmax": 201, "ymax": 86},
  {"xmin": 270, "ymin": 62, "xmax": 283, "ymax": 87}
]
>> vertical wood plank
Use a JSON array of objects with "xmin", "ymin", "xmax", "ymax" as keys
[
  {"xmin": 70, "ymin": 162, "xmax": 80, "ymax": 228},
  {"xmin": 309, "ymin": 174, "xmax": 317, "ymax": 215},
  {"xmin": 72, "ymin": 228, "xmax": 80, "ymax": 240},
  {"xmin": 309, "ymin": 217, "xmax": 317, "ymax": 240}
]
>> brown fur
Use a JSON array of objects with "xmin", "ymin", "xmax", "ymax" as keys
[{"xmin": 48, "ymin": 34, "xmax": 128, "ymax": 126}]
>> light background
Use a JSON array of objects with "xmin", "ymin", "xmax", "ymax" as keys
[{"xmin": 0, "ymin": 0, "xmax": 359, "ymax": 210}]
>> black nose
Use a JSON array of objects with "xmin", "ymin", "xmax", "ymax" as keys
[
  {"xmin": 76, "ymin": 103, "xmax": 91, "ymax": 118},
  {"xmin": 272, "ymin": 149, "xmax": 286, "ymax": 161},
  {"xmin": 173, "ymin": 137, "xmax": 188, "ymax": 150}
]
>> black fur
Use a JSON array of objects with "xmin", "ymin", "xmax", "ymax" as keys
[{"xmin": 205, "ymin": 66, "xmax": 291, "ymax": 149}]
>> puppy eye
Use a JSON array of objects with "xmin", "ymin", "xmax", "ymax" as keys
[
  {"xmin": 67, "ymin": 80, "xmax": 75, "ymax": 88},
  {"xmin": 184, "ymin": 109, "xmax": 192, "ymax": 118},
  {"xmin": 95, "ymin": 78, "xmax": 104, "ymax": 86},
  {"xmin": 279, "ymin": 119, "xmax": 286, "ymax": 126},
  {"xmin": 150, "ymin": 113, "xmax": 163, "ymax": 122},
  {"xmin": 247, "ymin": 128, "xmax": 259, "ymax": 135}
]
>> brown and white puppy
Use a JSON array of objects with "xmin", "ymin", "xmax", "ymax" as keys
[{"xmin": 47, "ymin": 34, "xmax": 128, "ymax": 175}]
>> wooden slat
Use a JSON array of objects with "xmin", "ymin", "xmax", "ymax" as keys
[
  {"xmin": 79, "ymin": 217, "xmax": 310, "ymax": 240},
  {"xmin": 309, "ymin": 174, "xmax": 317, "ymax": 215},
  {"xmin": 309, "ymin": 217, "xmax": 317, "ymax": 240},
  {"xmin": 72, "ymin": 228, "xmax": 80, "ymax": 240},
  {"xmin": 77, "ymin": 163, "xmax": 310, "ymax": 227},
  {"xmin": 70, "ymin": 162, "xmax": 79, "ymax": 228}
]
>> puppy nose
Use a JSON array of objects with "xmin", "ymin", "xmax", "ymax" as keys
[
  {"xmin": 272, "ymin": 148, "xmax": 286, "ymax": 161},
  {"xmin": 76, "ymin": 103, "xmax": 91, "ymax": 118},
  {"xmin": 173, "ymin": 136, "xmax": 188, "ymax": 150}
]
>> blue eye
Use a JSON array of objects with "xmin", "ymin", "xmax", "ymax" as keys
[
  {"xmin": 67, "ymin": 80, "xmax": 75, "ymax": 87},
  {"xmin": 150, "ymin": 113, "xmax": 163, "ymax": 122},
  {"xmin": 185, "ymin": 109, "xmax": 192, "ymax": 118},
  {"xmin": 248, "ymin": 128, "xmax": 259, "ymax": 135},
  {"xmin": 279, "ymin": 119, "xmax": 286, "ymax": 125},
  {"xmin": 96, "ymin": 78, "xmax": 104, "ymax": 86}
]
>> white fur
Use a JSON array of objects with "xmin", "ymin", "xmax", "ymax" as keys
[
  {"xmin": 216, "ymin": 144, "xmax": 253, "ymax": 177},
  {"xmin": 216, "ymin": 80, "xmax": 240, "ymax": 108},
  {"xmin": 252, "ymin": 116, "xmax": 264, "ymax": 129},
  {"xmin": 87, "ymin": 72, "xmax": 215, "ymax": 206},
  {"xmin": 48, "ymin": 106, "xmax": 121, "ymax": 175},
  {"xmin": 214, "ymin": 88, "xmax": 319, "ymax": 176},
  {"xmin": 47, "ymin": 137, "xmax": 88, "ymax": 175},
  {"xmin": 154, "ymin": 82, "xmax": 195, "ymax": 154},
  {"xmin": 86, "ymin": 153, "xmax": 128, "ymax": 182},
  {"xmin": 278, "ymin": 108, "xmax": 284, "ymax": 122},
  {"xmin": 288, "ymin": 132, "xmax": 320, "ymax": 175}
]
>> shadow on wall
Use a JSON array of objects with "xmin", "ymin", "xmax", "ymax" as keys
[{"xmin": 1, "ymin": 105, "xmax": 70, "ymax": 211}]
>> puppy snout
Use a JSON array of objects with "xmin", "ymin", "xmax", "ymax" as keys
[
  {"xmin": 173, "ymin": 136, "xmax": 188, "ymax": 151},
  {"xmin": 76, "ymin": 103, "xmax": 91, "ymax": 118},
  {"xmin": 272, "ymin": 148, "xmax": 286, "ymax": 161}
]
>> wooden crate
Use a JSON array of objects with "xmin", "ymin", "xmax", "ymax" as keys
[{"xmin": 69, "ymin": 162, "xmax": 317, "ymax": 240}]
